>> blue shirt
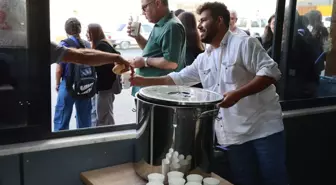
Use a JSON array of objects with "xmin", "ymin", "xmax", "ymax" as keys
[{"xmin": 58, "ymin": 36, "xmax": 91, "ymax": 79}]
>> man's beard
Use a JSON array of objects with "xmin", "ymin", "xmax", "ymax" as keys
[{"xmin": 200, "ymin": 26, "xmax": 217, "ymax": 44}]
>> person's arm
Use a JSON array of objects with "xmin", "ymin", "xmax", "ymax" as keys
[
  {"xmin": 135, "ymin": 35, "xmax": 148, "ymax": 50},
  {"xmin": 131, "ymin": 75, "xmax": 175, "ymax": 86},
  {"xmin": 54, "ymin": 41, "xmax": 67, "ymax": 90},
  {"xmin": 62, "ymin": 47, "xmax": 129, "ymax": 67},
  {"xmin": 50, "ymin": 42, "xmax": 129, "ymax": 67},
  {"xmin": 236, "ymin": 37, "xmax": 281, "ymax": 98},
  {"xmin": 217, "ymin": 37, "xmax": 281, "ymax": 108},
  {"xmin": 146, "ymin": 24, "xmax": 185, "ymax": 70},
  {"xmin": 127, "ymin": 23, "xmax": 148, "ymax": 49},
  {"xmin": 55, "ymin": 63, "xmax": 62, "ymax": 90}
]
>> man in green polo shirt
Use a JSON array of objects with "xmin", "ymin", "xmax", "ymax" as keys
[{"xmin": 127, "ymin": 0, "xmax": 186, "ymax": 96}]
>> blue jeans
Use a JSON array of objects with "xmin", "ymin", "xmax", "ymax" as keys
[
  {"xmin": 318, "ymin": 76, "xmax": 336, "ymax": 97},
  {"xmin": 227, "ymin": 132, "xmax": 288, "ymax": 185},
  {"xmin": 54, "ymin": 80, "xmax": 92, "ymax": 131}
]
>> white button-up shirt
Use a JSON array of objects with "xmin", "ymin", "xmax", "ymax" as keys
[
  {"xmin": 231, "ymin": 27, "xmax": 247, "ymax": 36},
  {"xmin": 168, "ymin": 31, "xmax": 283, "ymax": 146}
]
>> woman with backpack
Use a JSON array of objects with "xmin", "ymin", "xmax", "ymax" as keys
[
  {"xmin": 86, "ymin": 23, "xmax": 121, "ymax": 126},
  {"xmin": 54, "ymin": 18, "xmax": 94, "ymax": 131}
]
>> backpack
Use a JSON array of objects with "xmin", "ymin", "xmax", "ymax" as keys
[
  {"xmin": 97, "ymin": 39, "xmax": 122, "ymax": 94},
  {"xmin": 62, "ymin": 38, "xmax": 97, "ymax": 99}
]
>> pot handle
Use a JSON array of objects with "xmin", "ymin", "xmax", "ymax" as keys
[{"xmin": 198, "ymin": 109, "xmax": 220, "ymax": 119}]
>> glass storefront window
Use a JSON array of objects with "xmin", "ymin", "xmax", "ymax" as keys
[{"xmin": 0, "ymin": 0, "xmax": 28, "ymax": 129}]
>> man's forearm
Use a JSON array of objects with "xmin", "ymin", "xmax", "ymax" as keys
[
  {"xmin": 135, "ymin": 35, "xmax": 148, "ymax": 50},
  {"xmin": 139, "ymin": 76, "xmax": 176, "ymax": 86},
  {"xmin": 56, "ymin": 73, "xmax": 61, "ymax": 85},
  {"xmin": 63, "ymin": 48, "xmax": 124, "ymax": 66},
  {"xmin": 235, "ymin": 76, "xmax": 276, "ymax": 98},
  {"xmin": 147, "ymin": 57, "xmax": 178, "ymax": 70},
  {"xmin": 55, "ymin": 64, "xmax": 62, "ymax": 85}
]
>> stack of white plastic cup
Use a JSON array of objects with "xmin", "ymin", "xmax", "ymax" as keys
[
  {"xmin": 170, "ymin": 162, "xmax": 181, "ymax": 171},
  {"xmin": 179, "ymin": 159, "xmax": 188, "ymax": 174},
  {"xmin": 178, "ymin": 154, "xmax": 185, "ymax": 161},
  {"xmin": 166, "ymin": 153, "xmax": 172, "ymax": 160},
  {"xmin": 173, "ymin": 151, "xmax": 179, "ymax": 158},
  {"xmin": 185, "ymin": 155, "xmax": 192, "ymax": 171},
  {"xmin": 162, "ymin": 158, "xmax": 170, "ymax": 180}
]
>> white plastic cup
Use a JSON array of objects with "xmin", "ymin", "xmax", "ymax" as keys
[
  {"xmin": 170, "ymin": 162, "xmax": 181, "ymax": 172},
  {"xmin": 169, "ymin": 178, "xmax": 186, "ymax": 185},
  {"xmin": 186, "ymin": 174, "xmax": 203, "ymax": 183},
  {"xmin": 166, "ymin": 153, "xmax": 172, "ymax": 160},
  {"xmin": 178, "ymin": 154, "xmax": 185, "ymax": 161},
  {"xmin": 121, "ymin": 70, "xmax": 131, "ymax": 89},
  {"xmin": 162, "ymin": 159, "xmax": 170, "ymax": 178},
  {"xmin": 186, "ymin": 155, "xmax": 192, "ymax": 161},
  {"xmin": 179, "ymin": 159, "xmax": 189, "ymax": 173},
  {"xmin": 185, "ymin": 182, "xmax": 202, "ymax": 185},
  {"xmin": 146, "ymin": 182, "xmax": 164, "ymax": 185},
  {"xmin": 169, "ymin": 148, "xmax": 174, "ymax": 153},
  {"xmin": 148, "ymin": 173, "xmax": 165, "ymax": 183},
  {"xmin": 130, "ymin": 16, "xmax": 140, "ymax": 37},
  {"xmin": 167, "ymin": 171, "xmax": 184, "ymax": 180},
  {"xmin": 172, "ymin": 157, "xmax": 180, "ymax": 164},
  {"xmin": 203, "ymin": 177, "xmax": 220, "ymax": 185}
]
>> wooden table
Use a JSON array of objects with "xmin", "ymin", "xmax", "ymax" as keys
[{"xmin": 81, "ymin": 163, "xmax": 233, "ymax": 185}]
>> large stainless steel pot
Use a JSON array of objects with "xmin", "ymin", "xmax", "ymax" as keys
[{"xmin": 134, "ymin": 85, "xmax": 223, "ymax": 180}]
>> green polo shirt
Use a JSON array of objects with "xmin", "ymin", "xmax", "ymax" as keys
[{"xmin": 132, "ymin": 11, "xmax": 186, "ymax": 96}]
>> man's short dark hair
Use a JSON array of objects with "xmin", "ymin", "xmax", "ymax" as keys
[
  {"xmin": 196, "ymin": 2, "xmax": 230, "ymax": 28},
  {"xmin": 65, "ymin": 17, "xmax": 81, "ymax": 35}
]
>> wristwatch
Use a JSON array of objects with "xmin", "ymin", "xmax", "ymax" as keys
[{"xmin": 144, "ymin": 57, "xmax": 149, "ymax": 67}]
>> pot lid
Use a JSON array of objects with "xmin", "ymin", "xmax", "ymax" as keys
[{"xmin": 138, "ymin": 85, "xmax": 223, "ymax": 106}]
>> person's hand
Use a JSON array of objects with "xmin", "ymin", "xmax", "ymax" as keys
[
  {"xmin": 129, "ymin": 57, "xmax": 145, "ymax": 68},
  {"xmin": 127, "ymin": 21, "xmax": 142, "ymax": 39},
  {"xmin": 130, "ymin": 75, "xmax": 146, "ymax": 86},
  {"xmin": 217, "ymin": 90, "xmax": 243, "ymax": 108},
  {"xmin": 55, "ymin": 84, "xmax": 60, "ymax": 92},
  {"xmin": 114, "ymin": 55, "xmax": 130, "ymax": 69}
]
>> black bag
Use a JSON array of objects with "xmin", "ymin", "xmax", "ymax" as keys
[
  {"xmin": 96, "ymin": 40, "xmax": 122, "ymax": 94},
  {"xmin": 62, "ymin": 38, "xmax": 97, "ymax": 99}
]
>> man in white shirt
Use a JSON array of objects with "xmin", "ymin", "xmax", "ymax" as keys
[
  {"xmin": 229, "ymin": 10, "xmax": 247, "ymax": 35},
  {"xmin": 129, "ymin": 2, "xmax": 287, "ymax": 185}
]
